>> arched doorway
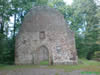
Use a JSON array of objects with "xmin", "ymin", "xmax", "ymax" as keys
[{"xmin": 37, "ymin": 45, "xmax": 49, "ymax": 65}]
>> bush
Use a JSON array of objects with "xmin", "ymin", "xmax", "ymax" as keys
[{"xmin": 92, "ymin": 51, "xmax": 100, "ymax": 61}]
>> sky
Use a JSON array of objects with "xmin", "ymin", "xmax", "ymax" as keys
[{"xmin": 63, "ymin": 0, "xmax": 73, "ymax": 5}]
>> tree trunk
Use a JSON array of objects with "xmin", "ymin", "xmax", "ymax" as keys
[{"xmin": 13, "ymin": 14, "xmax": 16, "ymax": 40}]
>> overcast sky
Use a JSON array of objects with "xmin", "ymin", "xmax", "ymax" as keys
[{"xmin": 64, "ymin": 0, "xmax": 73, "ymax": 5}]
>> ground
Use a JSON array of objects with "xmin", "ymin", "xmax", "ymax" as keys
[
  {"xmin": 0, "ymin": 59, "xmax": 100, "ymax": 75},
  {"xmin": 0, "ymin": 68, "xmax": 84, "ymax": 75}
]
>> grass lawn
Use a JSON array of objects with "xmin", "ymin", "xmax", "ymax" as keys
[
  {"xmin": 40, "ymin": 60, "xmax": 49, "ymax": 65},
  {"xmin": 0, "ymin": 64, "xmax": 40, "ymax": 71},
  {"xmin": 48, "ymin": 59, "xmax": 100, "ymax": 72},
  {"xmin": 0, "ymin": 59, "xmax": 100, "ymax": 72}
]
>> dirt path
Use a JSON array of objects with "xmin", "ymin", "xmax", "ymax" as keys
[{"xmin": 0, "ymin": 68, "xmax": 96, "ymax": 75}]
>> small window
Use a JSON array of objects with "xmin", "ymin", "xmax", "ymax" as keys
[
  {"xmin": 22, "ymin": 39, "xmax": 27, "ymax": 44},
  {"xmin": 56, "ymin": 46, "xmax": 61, "ymax": 53},
  {"xmin": 39, "ymin": 31, "xmax": 45, "ymax": 40}
]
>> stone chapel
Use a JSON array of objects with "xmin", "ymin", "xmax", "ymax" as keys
[{"xmin": 15, "ymin": 6, "xmax": 78, "ymax": 65}]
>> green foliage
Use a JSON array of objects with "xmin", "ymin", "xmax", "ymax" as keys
[
  {"xmin": 96, "ymin": 8, "xmax": 100, "ymax": 46},
  {"xmin": 0, "ymin": 38, "xmax": 14, "ymax": 64},
  {"xmin": 48, "ymin": 0, "xmax": 66, "ymax": 15},
  {"xmin": 93, "ymin": 51, "xmax": 100, "ymax": 58},
  {"xmin": 35, "ymin": 0, "xmax": 48, "ymax": 5},
  {"xmin": 0, "ymin": 33, "xmax": 5, "ymax": 39},
  {"xmin": 68, "ymin": 0, "xmax": 99, "ymax": 59}
]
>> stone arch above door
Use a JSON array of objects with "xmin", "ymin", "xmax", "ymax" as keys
[{"xmin": 34, "ymin": 45, "xmax": 49, "ymax": 64}]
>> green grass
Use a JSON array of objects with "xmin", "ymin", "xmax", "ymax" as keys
[
  {"xmin": 47, "ymin": 59, "xmax": 100, "ymax": 72},
  {"xmin": 0, "ymin": 64, "xmax": 40, "ymax": 71},
  {"xmin": 40, "ymin": 61, "xmax": 49, "ymax": 65},
  {"xmin": 0, "ymin": 59, "xmax": 100, "ymax": 72}
]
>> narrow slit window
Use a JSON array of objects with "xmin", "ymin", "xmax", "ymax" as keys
[{"xmin": 40, "ymin": 31, "xmax": 45, "ymax": 40}]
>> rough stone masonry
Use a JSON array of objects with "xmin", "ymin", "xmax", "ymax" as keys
[{"xmin": 15, "ymin": 6, "xmax": 78, "ymax": 65}]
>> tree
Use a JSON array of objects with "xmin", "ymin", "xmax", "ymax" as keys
[
  {"xmin": 0, "ymin": 0, "xmax": 13, "ymax": 64},
  {"xmin": 0, "ymin": 0, "xmax": 35, "ymax": 64},
  {"xmin": 48, "ymin": 0, "xmax": 66, "ymax": 16},
  {"xmin": 70, "ymin": 0, "xmax": 99, "ymax": 59},
  {"xmin": 35, "ymin": 0, "xmax": 48, "ymax": 5}
]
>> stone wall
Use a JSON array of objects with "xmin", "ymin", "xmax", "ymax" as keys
[
  {"xmin": 15, "ymin": 31, "xmax": 77, "ymax": 64},
  {"xmin": 15, "ymin": 6, "xmax": 78, "ymax": 65}
]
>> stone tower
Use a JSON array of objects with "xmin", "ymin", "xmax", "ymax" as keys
[{"xmin": 15, "ymin": 6, "xmax": 78, "ymax": 65}]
